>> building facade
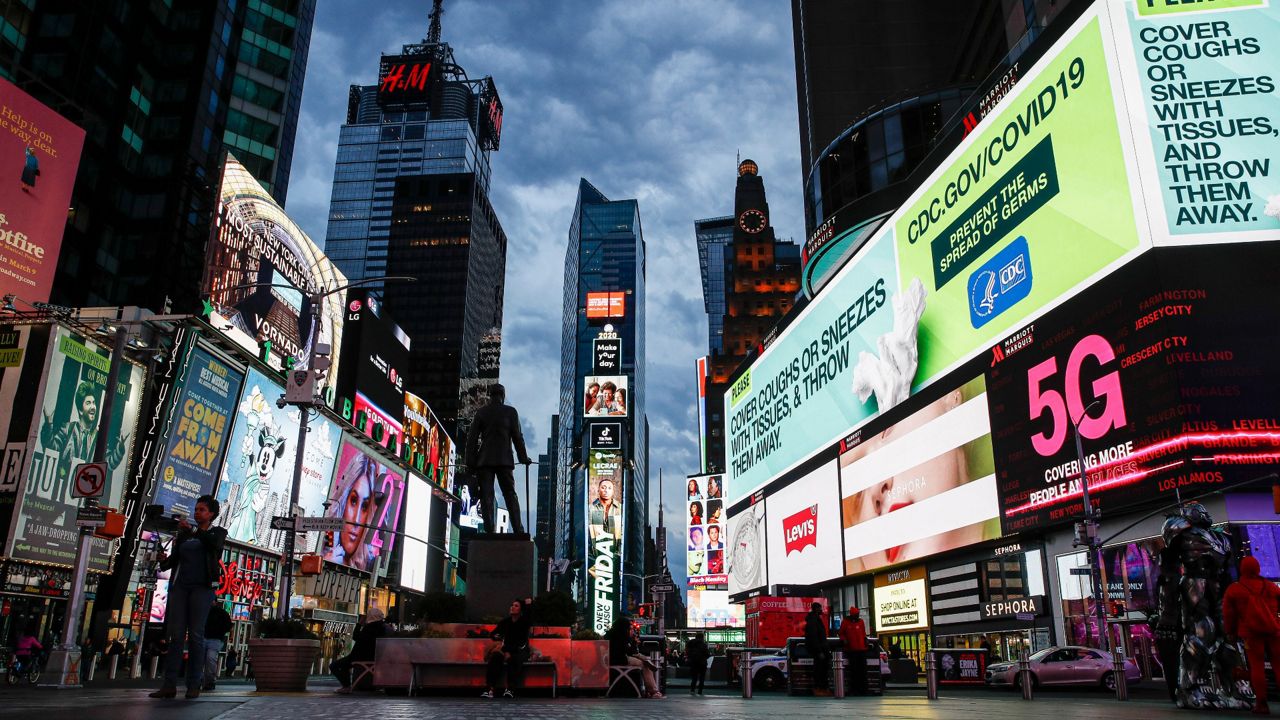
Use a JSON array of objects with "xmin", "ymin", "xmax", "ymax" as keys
[
  {"xmin": 2, "ymin": 0, "xmax": 314, "ymax": 309},
  {"xmin": 556, "ymin": 179, "xmax": 648, "ymax": 624},
  {"xmin": 323, "ymin": 37, "xmax": 505, "ymax": 433}
]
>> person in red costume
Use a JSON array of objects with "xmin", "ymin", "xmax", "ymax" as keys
[
  {"xmin": 1224, "ymin": 555, "xmax": 1280, "ymax": 715},
  {"xmin": 838, "ymin": 606, "xmax": 869, "ymax": 695}
]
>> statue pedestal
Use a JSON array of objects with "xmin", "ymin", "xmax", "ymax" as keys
[{"xmin": 465, "ymin": 534, "xmax": 537, "ymax": 622}]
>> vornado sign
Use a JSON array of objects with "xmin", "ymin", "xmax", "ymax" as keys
[{"xmin": 721, "ymin": 0, "xmax": 1257, "ymax": 503}]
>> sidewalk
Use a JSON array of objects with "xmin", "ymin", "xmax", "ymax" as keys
[{"xmin": 0, "ymin": 676, "xmax": 1190, "ymax": 720}]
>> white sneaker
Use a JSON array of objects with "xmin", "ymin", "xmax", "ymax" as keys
[
  {"xmin": 480, "ymin": 690, "xmax": 494, "ymax": 698},
  {"xmin": 503, "ymin": 689, "xmax": 515, "ymax": 698}
]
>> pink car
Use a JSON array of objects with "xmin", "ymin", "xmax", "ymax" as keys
[{"xmin": 985, "ymin": 646, "xmax": 1141, "ymax": 691}]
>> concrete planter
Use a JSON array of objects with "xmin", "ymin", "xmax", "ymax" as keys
[{"xmin": 249, "ymin": 638, "xmax": 320, "ymax": 692}]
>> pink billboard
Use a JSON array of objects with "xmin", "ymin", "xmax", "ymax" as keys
[
  {"xmin": 0, "ymin": 78, "xmax": 85, "ymax": 304},
  {"xmin": 323, "ymin": 436, "xmax": 406, "ymax": 573}
]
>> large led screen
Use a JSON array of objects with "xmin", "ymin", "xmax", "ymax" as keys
[
  {"xmin": 687, "ymin": 473, "xmax": 726, "ymax": 587},
  {"xmin": 323, "ymin": 437, "xmax": 406, "ymax": 573},
  {"xmin": 405, "ymin": 390, "xmax": 454, "ymax": 492},
  {"xmin": 587, "ymin": 448, "xmax": 624, "ymax": 634},
  {"xmin": 201, "ymin": 155, "xmax": 346, "ymax": 379},
  {"xmin": 584, "ymin": 375, "xmax": 629, "ymax": 417},
  {"xmin": 0, "ymin": 78, "xmax": 85, "ymax": 304},
  {"xmin": 986, "ymin": 242, "xmax": 1280, "ymax": 533},
  {"xmin": 400, "ymin": 473, "xmax": 432, "ymax": 593},
  {"xmin": 153, "ymin": 344, "xmax": 244, "ymax": 517},
  {"xmin": 763, "ymin": 460, "xmax": 843, "ymax": 587},
  {"xmin": 726, "ymin": 498, "xmax": 767, "ymax": 596},
  {"xmin": 687, "ymin": 587, "xmax": 746, "ymax": 628},
  {"xmin": 724, "ymin": 10, "xmax": 1150, "ymax": 502},
  {"xmin": 839, "ymin": 375, "xmax": 1000, "ymax": 575},
  {"xmin": 10, "ymin": 326, "xmax": 145, "ymax": 570},
  {"xmin": 214, "ymin": 367, "xmax": 341, "ymax": 553}
]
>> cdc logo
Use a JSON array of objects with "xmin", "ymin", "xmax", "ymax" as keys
[{"xmin": 967, "ymin": 236, "xmax": 1033, "ymax": 329}]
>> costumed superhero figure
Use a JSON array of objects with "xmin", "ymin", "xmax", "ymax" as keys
[{"xmin": 1154, "ymin": 502, "xmax": 1252, "ymax": 709}]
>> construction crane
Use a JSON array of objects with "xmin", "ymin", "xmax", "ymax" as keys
[{"xmin": 427, "ymin": 0, "xmax": 443, "ymax": 45}]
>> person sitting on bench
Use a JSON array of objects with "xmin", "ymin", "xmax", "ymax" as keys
[
  {"xmin": 332, "ymin": 607, "xmax": 387, "ymax": 694},
  {"xmin": 483, "ymin": 597, "xmax": 533, "ymax": 698},
  {"xmin": 607, "ymin": 614, "xmax": 664, "ymax": 698}
]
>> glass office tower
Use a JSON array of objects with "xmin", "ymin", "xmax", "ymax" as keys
[{"xmin": 556, "ymin": 179, "xmax": 648, "ymax": 619}]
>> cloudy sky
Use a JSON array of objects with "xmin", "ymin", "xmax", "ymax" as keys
[{"xmin": 284, "ymin": 0, "xmax": 804, "ymax": 586}]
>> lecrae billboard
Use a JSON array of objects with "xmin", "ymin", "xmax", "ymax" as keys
[
  {"xmin": 724, "ymin": 1, "xmax": 1280, "ymax": 506},
  {"xmin": 724, "ymin": 0, "xmax": 1280, "ymax": 589},
  {"xmin": 586, "ymin": 448, "xmax": 624, "ymax": 634}
]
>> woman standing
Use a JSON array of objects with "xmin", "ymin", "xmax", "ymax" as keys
[{"xmin": 150, "ymin": 495, "xmax": 227, "ymax": 700}]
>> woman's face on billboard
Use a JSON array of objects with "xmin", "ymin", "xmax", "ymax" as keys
[
  {"xmin": 342, "ymin": 468, "xmax": 376, "ymax": 555},
  {"xmin": 847, "ymin": 389, "xmax": 972, "ymax": 566}
]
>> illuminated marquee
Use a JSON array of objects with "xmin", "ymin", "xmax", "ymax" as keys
[{"xmin": 586, "ymin": 292, "xmax": 626, "ymax": 319}]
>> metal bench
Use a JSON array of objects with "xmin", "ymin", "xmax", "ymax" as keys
[
  {"xmin": 409, "ymin": 659, "xmax": 558, "ymax": 697},
  {"xmin": 608, "ymin": 664, "xmax": 645, "ymax": 697},
  {"xmin": 351, "ymin": 660, "xmax": 376, "ymax": 690}
]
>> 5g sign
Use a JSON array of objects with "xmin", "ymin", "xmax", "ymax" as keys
[{"xmin": 1027, "ymin": 334, "xmax": 1127, "ymax": 456}]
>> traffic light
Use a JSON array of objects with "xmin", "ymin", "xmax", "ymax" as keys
[{"xmin": 637, "ymin": 602, "xmax": 655, "ymax": 619}]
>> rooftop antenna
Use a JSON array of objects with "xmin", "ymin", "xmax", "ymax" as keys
[{"xmin": 427, "ymin": 0, "xmax": 444, "ymax": 44}]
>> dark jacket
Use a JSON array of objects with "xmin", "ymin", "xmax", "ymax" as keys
[
  {"xmin": 1224, "ymin": 555, "xmax": 1280, "ymax": 638},
  {"xmin": 349, "ymin": 620, "xmax": 387, "ymax": 661},
  {"xmin": 491, "ymin": 607, "xmax": 533, "ymax": 653},
  {"xmin": 160, "ymin": 525, "xmax": 227, "ymax": 588},
  {"xmin": 607, "ymin": 621, "xmax": 637, "ymax": 666},
  {"xmin": 804, "ymin": 610, "xmax": 828, "ymax": 654},
  {"xmin": 686, "ymin": 637, "xmax": 710, "ymax": 666},
  {"xmin": 465, "ymin": 399, "xmax": 530, "ymax": 468},
  {"xmin": 205, "ymin": 604, "xmax": 233, "ymax": 643}
]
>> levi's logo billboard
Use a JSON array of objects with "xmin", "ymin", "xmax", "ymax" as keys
[{"xmin": 783, "ymin": 505, "xmax": 818, "ymax": 555}]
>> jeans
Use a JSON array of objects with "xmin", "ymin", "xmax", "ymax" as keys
[
  {"xmin": 204, "ymin": 639, "xmax": 223, "ymax": 687},
  {"xmin": 485, "ymin": 647, "xmax": 528, "ymax": 690},
  {"xmin": 689, "ymin": 660, "xmax": 706, "ymax": 693},
  {"xmin": 162, "ymin": 584, "xmax": 214, "ymax": 689}
]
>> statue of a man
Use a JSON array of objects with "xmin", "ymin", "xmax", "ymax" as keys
[{"xmin": 464, "ymin": 384, "xmax": 532, "ymax": 534}]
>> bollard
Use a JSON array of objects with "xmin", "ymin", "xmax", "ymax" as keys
[
  {"xmin": 149, "ymin": 655, "xmax": 160, "ymax": 679},
  {"xmin": 1019, "ymin": 650, "xmax": 1033, "ymax": 701},
  {"xmin": 925, "ymin": 651, "xmax": 938, "ymax": 701},
  {"xmin": 742, "ymin": 651, "xmax": 753, "ymax": 699},
  {"xmin": 1112, "ymin": 645, "xmax": 1129, "ymax": 701},
  {"xmin": 832, "ymin": 651, "xmax": 845, "ymax": 698},
  {"xmin": 108, "ymin": 655, "xmax": 119, "ymax": 680},
  {"xmin": 131, "ymin": 651, "xmax": 142, "ymax": 679},
  {"xmin": 85, "ymin": 654, "xmax": 97, "ymax": 682},
  {"xmin": 649, "ymin": 650, "xmax": 664, "ymax": 694}
]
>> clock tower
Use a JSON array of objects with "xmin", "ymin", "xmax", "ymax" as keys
[{"xmin": 733, "ymin": 159, "xmax": 774, "ymax": 242}]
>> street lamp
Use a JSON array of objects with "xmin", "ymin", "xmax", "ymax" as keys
[{"xmin": 1070, "ymin": 397, "xmax": 1110, "ymax": 651}]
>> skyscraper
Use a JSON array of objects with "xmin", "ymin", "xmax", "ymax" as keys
[
  {"xmin": 696, "ymin": 162, "xmax": 800, "ymax": 473},
  {"xmin": 2, "ymin": 0, "xmax": 315, "ymax": 310},
  {"xmin": 556, "ymin": 179, "xmax": 647, "ymax": 625},
  {"xmin": 323, "ymin": 28, "xmax": 505, "ymax": 432}
]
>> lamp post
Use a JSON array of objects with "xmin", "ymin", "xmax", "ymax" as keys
[{"xmin": 1070, "ymin": 398, "xmax": 1109, "ymax": 651}]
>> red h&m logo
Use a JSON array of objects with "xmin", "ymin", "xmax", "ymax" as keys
[
  {"xmin": 381, "ymin": 62, "xmax": 431, "ymax": 94},
  {"xmin": 782, "ymin": 505, "xmax": 818, "ymax": 555}
]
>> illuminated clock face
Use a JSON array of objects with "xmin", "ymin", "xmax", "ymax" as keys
[
  {"xmin": 738, "ymin": 209, "xmax": 767, "ymax": 234},
  {"xmin": 730, "ymin": 506, "xmax": 764, "ymax": 588}
]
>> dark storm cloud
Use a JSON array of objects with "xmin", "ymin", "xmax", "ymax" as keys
[{"xmin": 286, "ymin": 0, "xmax": 802, "ymax": 591}]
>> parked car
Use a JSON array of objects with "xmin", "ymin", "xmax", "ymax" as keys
[{"xmin": 986, "ymin": 646, "xmax": 1141, "ymax": 691}]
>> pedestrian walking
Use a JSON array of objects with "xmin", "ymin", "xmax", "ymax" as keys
[
  {"xmin": 839, "ymin": 606, "xmax": 869, "ymax": 695},
  {"xmin": 686, "ymin": 633, "xmax": 709, "ymax": 695},
  {"xmin": 804, "ymin": 602, "xmax": 831, "ymax": 696},
  {"xmin": 1224, "ymin": 555, "xmax": 1280, "ymax": 714},
  {"xmin": 149, "ymin": 496, "xmax": 226, "ymax": 700}
]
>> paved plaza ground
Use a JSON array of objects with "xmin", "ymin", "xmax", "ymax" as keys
[{"xmin": 0, "ymin": 676, "xmax": 1201, "ymax": 720}]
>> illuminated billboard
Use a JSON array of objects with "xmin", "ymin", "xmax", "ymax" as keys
[
  {"xmin": 839, "ymin": 375, "xmax": 1000, "ymax": 575},
  {"xmin": 586, "ymin": 292, "xmax": 626, "ymax": 319},
  {"xmin": 400, "ymin": 473, "xmax": 432, "ymax": 593},
  {"xmin": 874, "ymin": 566, "xmax": 930, "ymax": 632},
  {"xmin": 201, "ymin": 155, "xmax": 346, "ymax": 381},
  {"xmin": 764, "ymin": 459, "xmax": 844, "ymax": 587},
  {"xmin": 9, "ymin": 326, "xmax": 145, "ymax": 570},
  {"xmin": 0, "ymin": 78, "xmax": 86, "ymax": 305},
  {"xmin": 378, "ymin": 53, "xmax": 442, "ymax": 107},
  {"xmin": 687, "ymin": 588, "xmax": 746, "ymax": 628},
  {"xmin": 584, "ymin": 375, "xmax": 628, "ymax": 417},
  {"xmin": 587, "ymin": 448, "xmax": 624, "ymax": 634},
  {"xmin": 323, "ymin": 436, "xmax": 406, "ymax": 573},
  {"xmin": 727, "ymin": 497, "xmax": 767, "ymax": 596},
  {"xmin": 336, "ymin": 289, "xmax": 409, "ymax": 422},
  {"xmin": 986, "ymin": 242, "xmax": 1280, "ymax": 534},
  {"xmin": 405, "ymin": 390, "xmax": 454, "ymax": 492},
  {"xmin": 152, "ymin": 344, "xmax": 245, "ymax": 517},
  {"xmin": 687, "ymin": 473, "xmax": 726, "ymax": 587},
  {"xmin": 725, "ymin": 8, "xmax": 1153, "ymax": 502},
  {"xmin": 214, "ymin": 367, "xmax": 341, "ymax": 554}
]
